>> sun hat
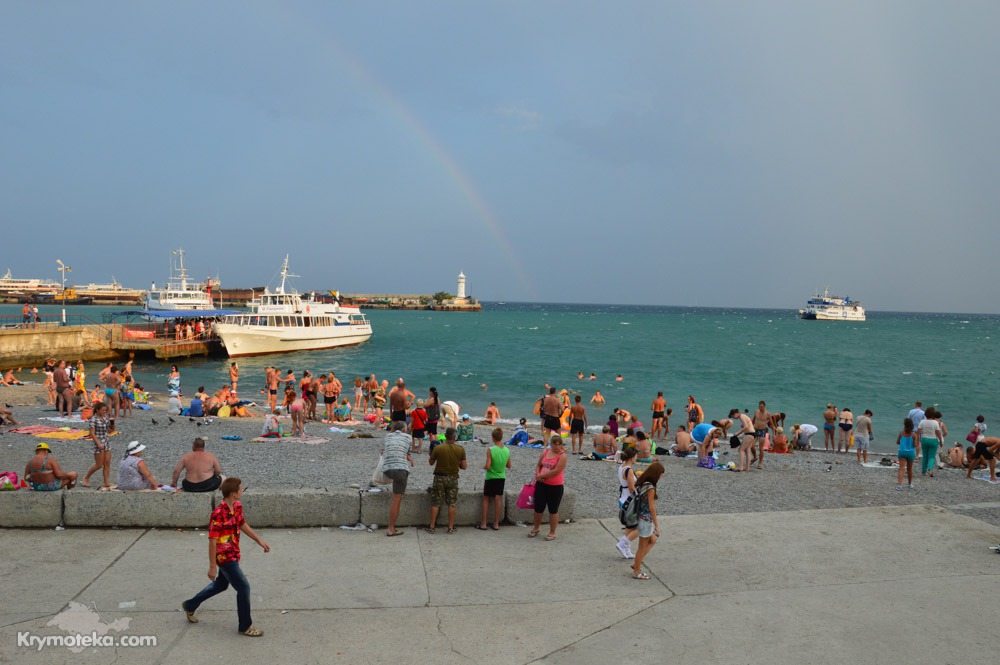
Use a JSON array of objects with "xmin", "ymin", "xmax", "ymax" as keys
[
  {"xmin": 126, "ymin": 441, "xmax": 146, "ymax": 455},
  {"xmin": 35, "ymin": 442, "xmax": 50, "ymax": 451}
]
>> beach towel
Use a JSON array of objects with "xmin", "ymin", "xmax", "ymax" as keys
[
  {"xmin": 34, "ymin": 429, "xmax": 89, "ymax": 440},
  {"xmin": 971, "ymin": 474, "xmax": 1000, "ymax": 484},
  {"xmin": 39, "ymin": 416, "xmax": 85, "ymax": 423},
  {"xmin": 220, "ymin": 435, "xmax": 243, "ymax": 441},
  {"xmin": 9, "ymin": 425, "xmax": 65, "ymax": 435}
]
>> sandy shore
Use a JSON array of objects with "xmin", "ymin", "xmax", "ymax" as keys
[{"xmin": 2, "ymin": 383, "xmax": 998, "ymax": 525}]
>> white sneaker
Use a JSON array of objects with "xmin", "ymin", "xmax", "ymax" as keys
[{"xmin": 616, "ymin": 539, "xmax": 633, "ymax": 559}]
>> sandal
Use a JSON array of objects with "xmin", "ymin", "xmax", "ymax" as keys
[
  {"xmin": 490, "ymin": 525, "xmax": 500, "ymax": 531},
  {"xmin": 424, "ymin": 527, "xmax": 436, "ymax": 534},
  {"xmin": 386, "ymin": 530, "xmax": 404, "ymax": 537},
  {"xmin": 527, "ymin": 530, "xmax": 540, "ymax": 538},
  {"xmin": 474, "ymin": 525, "xmax": 488, "ymax": 531},
  {"xmin": 545, "ymin": 533, "xmax": 556, "ymax": 541},
  {"xmin": 632, "ymin": 572, "xmax": 650, "ymax": 580},
  {"xmin": 240, "ymin": 626, "xmax": 263, "ymax": 637},
  {"xmin": 447, "ymin": 528, "xmax": 456, "ymax": 534}
]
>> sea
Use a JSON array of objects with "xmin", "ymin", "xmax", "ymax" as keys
[{"xmin": 3, "ymin": 303, "xmax": 998, "ymax": 453}]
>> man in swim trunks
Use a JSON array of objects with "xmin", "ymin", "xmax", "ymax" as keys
[
  {"xmin": 24, "ymin": 442, "xmax": 77, "ymax": 491},
  {"xmin": 229, "ymin": 363, "xmax": 239, "ymax": 393},
  {"xmin": 484, "ymin": 402, "xmax": 500, "ymax": 425},
  {"xmin": 569, "ymin": 394, "xmax": 587, "ymax": 454},
  {"xmin": 967, "ymin": 436, "xmax": 1000, "ymax": 482},
  {"xmin": 751, "ymin": 401, "xmax": 770, "ymax": 469},
  {"xmin": 322, "ymin": 374, "xmax": 340, "ymax": 421},
  {"xmin": 823, "ymin": 403, "xmax": 838, "ymax": 452},
  {"xmin": 673, "ymin": 426, "xmax": 694, "ymax": 457},
  {"xmin": 172, "ymin": 438, "xmax": 224, "ymax": 492},
  {"xmin": 54, "ymin": 359, "xmax": 74, "ymax": 418},
  {"xmin": 541, "ymin": 387, "xmax": 562, "ymax": 440},
  {"xmin": 388, "ymin": 378, "xmax": 414, "ymax": 426},
  {"xmin": 651, "ymin": 392, "xmax": 666, "ymax": 440}
]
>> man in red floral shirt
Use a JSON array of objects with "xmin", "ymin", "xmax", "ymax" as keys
[{"xmin": 181, "ymin": 477, "xmax": 270, "ymax": 636}]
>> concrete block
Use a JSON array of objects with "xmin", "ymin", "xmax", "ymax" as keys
[
  {"xmin": 63, "ymin": 490, "xmax": 213, "ymax": 527},
  {"xmin": 237, "ymin": 489, "xmax": 360, "ymax": 527},
  {"xmin": 504, "ymin": 489, "xmax": 576, "ymax": 525},
  {"xmin": 0, "ymin": 489, "xmax": 63, "ymax": 527},
  {"xmin": 360, "ymin": 489, "xmax": 485, "ymax": 527}
]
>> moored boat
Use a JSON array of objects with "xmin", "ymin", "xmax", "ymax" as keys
[
  {"xmin": 799, "ymin": 288, "xmax": 866, "ymax": 321},
  {"xmin": 144, "ymin": 249, "xmax": 216, "ymax": 310},
  {"xmin": 213, "ymin": 257, "xmax": 372, "ymax": 357}
]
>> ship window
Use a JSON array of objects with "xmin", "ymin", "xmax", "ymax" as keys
[{"xmin": 268, "ymin": 316, "xmax": 276, "ymax": 326}]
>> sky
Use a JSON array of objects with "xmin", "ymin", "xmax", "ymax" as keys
[{"xmin": 2, "ymin": 1, "xmax": 999, "ymax": 313}]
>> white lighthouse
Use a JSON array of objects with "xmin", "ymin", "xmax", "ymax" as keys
[{"xmin": 456, "ymin": 271, "xmax": 466, "ymax": 299}]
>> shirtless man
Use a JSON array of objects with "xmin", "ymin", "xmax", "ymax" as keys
[
  {"xmin": 569, "ymin": 395, "xmax": 587, "ymax": 454},
  {"xmin": 229, "ymin": 362, "xmax": 239, "ymax": 393},
  {"xmin": 53, "ymin": 360, "xmax": 74, "ymax": 418},
  {"xmin": 24, "ymin": 442, "xmax": 77, "ymax": 491},
  {"xmin": 484, "ymin": 402, "xmax": 500, "ymax": 425},
  {"xmin": 541, "ymin": 387, "xmax": 562, "ymax": 440},
  {"xmin": 266, "ymin": 367, "xmax": 280, "ymax": 413},
  {"xmin": 650, "ymin": 392, "xmax": 667, "ymax": 440},
  {"xmin": 172, "ymin": 437, "xmax": 223, "ymax": 492},
  {"xmin": 711, "ymin": 418, "xmax": 734, "ymax": 437},
  {"xmin": 590, "ymin": 390, "xmax": 605, "ymax": 406},
  {"xmin": 388, "ymin": 379, "xmax": 414, "ymax": 426},
  {"xmin": 751, "ymin": 401, "xmax": 771, "ymax": 470},
  {"xmin": 967, "ymin": 436, "xmax": 1000, "ymax": 482},
  {"xmin": 98, "ymin": 362, "xmax": 113, "ymax": 385},
  {"xmin": 592, "ymin": 426, "xmax": 617, "ymax": 459},
  {"xmin": 823, "ymin": 403, "xmax": 838, "ymax": 452},
  {"xmin": 673, "ymin": 426, "xmax": 694, "ymax": 457}
]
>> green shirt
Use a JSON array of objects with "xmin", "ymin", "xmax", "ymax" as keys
[{"xmin": 485, "ymin": 445, "xmax": 510, "ymax": 480}]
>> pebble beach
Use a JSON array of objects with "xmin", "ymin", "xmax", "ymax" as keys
[{"xmin": 3, "ymin": 383, "xmax": 999, "ymax": 528}]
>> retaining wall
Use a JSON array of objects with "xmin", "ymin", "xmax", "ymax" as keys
[{"xmin": 0, "ymin": 488, "xmax": 576, "ymax": 528}]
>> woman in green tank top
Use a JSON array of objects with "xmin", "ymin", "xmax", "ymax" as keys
[{"xmin": 478, "ymin": 427, "xmax": 512, "ymax": 531}]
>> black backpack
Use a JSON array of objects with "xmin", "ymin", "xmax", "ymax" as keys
[{"xmin": 619, "ymin": 484, "xmax": 652, "ymax": 528}]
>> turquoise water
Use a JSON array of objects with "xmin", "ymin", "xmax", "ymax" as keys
[{"xmin": 3, "ymin": 303, "xmax": 998, "ymax": 451}]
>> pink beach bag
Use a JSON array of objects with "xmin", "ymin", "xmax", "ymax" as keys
[{"xmin": 516, "ymin": 481, "xmax": 535, "ymax": 509}]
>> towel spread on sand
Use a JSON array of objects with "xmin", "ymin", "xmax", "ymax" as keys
[
  {"xmin": 39, "ymin": 416, "xmax": 85, "ymax": 423},
  {"xmin": 9, "ymin": 425, "xmax": 66, "ymax": 434},
  {"xmin": 251, "ymin": 436, "xmax": 328, "ymax": 445},
  {"xmin": 34, "ymin": 429, "xmax": 89, "ymax": 440},
  {"xmin": 972, "ymin": 474, "xmax": 1000, "ymax": 484}
]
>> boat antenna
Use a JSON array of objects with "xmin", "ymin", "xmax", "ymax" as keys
[{"xmin": 275, "ymin": 256, "xmax": 299, "ymax": 295}]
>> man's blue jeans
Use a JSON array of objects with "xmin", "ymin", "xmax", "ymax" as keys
[{"xmin": 183, "ymin": 561, "xmax": 252, "ymax": 632}]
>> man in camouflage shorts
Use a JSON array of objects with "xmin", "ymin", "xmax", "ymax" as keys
[{"xmin": 426, "ymin": 427, "xmax": 467, "ymax": 534}]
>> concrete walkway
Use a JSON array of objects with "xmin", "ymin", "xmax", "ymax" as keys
[{"xmin": 2, "ymin": 504, "xmax": 998, "ymax": 664}]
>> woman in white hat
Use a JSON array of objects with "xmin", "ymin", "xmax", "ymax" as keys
[{"xmin": 118, "ymin": 441, "xmax": 159, "ymax": 490}]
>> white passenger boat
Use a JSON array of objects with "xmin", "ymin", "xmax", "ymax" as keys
[
  {"xmin": 799, "ymin": 288, "xmax": 866, "ymax": 321},
  {"xmin": 144, "ymin": 249, "xmax": 216, "ymax": 310},
  {"xmin": 213, "ymin": 257, "xmax": 372, "ymax": 357},
  {"xmin": 76, "ymin": 279, "xmax": 145, "ymax": 304},
  {"xmin": 0, "ymin": 269, "xmax": 60, "ymax": 298}
]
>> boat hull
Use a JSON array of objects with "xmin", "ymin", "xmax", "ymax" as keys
[
  {"xmin": 799, "ymin": 309, "xmax": 866, "ymax": 322},
  {"xmin": 214, "ymin": 324, "xmax": 373, "ymax": 357}
]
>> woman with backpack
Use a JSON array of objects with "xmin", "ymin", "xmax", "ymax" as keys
[
  {"xmin": 616, "ymin": 448, "xmax": 638, "ymax": 559},
  {"xmin": 631, "ymin": 461, "xmax": 663, "ymax": 580}
]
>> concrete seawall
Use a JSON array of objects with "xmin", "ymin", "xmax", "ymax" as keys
[
  {"xmin": 0, "ymin": 325, "xmax": 119, "ymax": 367},
  {"xmin": 0, "ymin": 488, "xmax": 576, "ymax": 528}
]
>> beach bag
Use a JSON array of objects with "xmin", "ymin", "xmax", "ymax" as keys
[
  {"xmin": 0, "ymin": 471, "xmax": 19, "ymax": 491},
  {"xmin": 81, "ymin": 406, "xmax": 94, "ymax": 420},
  {"xmin": 967, "ymin": 428, "xmax": 981, "ymax": 444},
  {"xmin": 217, "ymin": 405, "xmax": 231, "ymax": 418},
  {"xmin": 516, "ymin": 481, "xmax": 536, "ymax": 509},
  {"xmin": 619, "ymin": 485, "xmax": 651, "ymax": 528},
  {"xmin": 371, "ymin": 455, "xmax": 391, "ymax": 485}
]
